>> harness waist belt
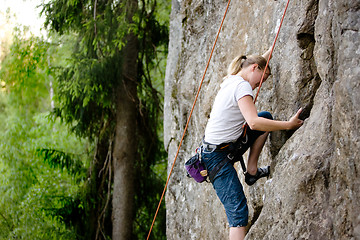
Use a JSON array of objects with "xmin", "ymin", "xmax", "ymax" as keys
[
  {"xmin": 202, "ymin": 140, "xmax": 234, "ymax": 152},
  {"xmin": 202, "ymin": 137, "xmax": 248, "ymax": 182}
]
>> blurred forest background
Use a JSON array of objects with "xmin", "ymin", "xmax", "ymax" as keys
[{"xmin": 0, "ymin": 0, "xmax": 170, "ymax": 239}]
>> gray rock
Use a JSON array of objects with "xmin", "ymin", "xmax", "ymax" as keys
[{"xmin": 164, "ymin": 0, "xmax": 360, "ymax": 239}]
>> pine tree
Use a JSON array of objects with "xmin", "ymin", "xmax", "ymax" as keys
[{"xmin": 41, "ymin": 0, "xmax": 170, "ymax": 239}]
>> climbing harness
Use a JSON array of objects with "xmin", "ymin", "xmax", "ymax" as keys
[{"xmin": 147, "ymin": 0, "xmax": 291, "ymax": 238}]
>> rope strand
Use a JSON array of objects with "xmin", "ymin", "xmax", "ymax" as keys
[
  {"xmin": 253, "ymin": 0, "xmax": 291, "ymax": 103},
  {"xmin": 146, "ymin": 0, "xmax": 232, "ymax": 239}
]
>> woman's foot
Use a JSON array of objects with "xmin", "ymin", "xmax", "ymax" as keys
[{"xmin": 244, "ymin": 166, "xmax": 270, "ymax": 186}]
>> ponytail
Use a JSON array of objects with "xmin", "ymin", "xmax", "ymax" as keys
[{"xmin": 227, "ymin": 54, "xmax": 270, "ymax": 76}]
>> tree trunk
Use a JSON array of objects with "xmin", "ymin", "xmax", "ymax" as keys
[
  {"xmin": 112, "ymin": 81, "xmax": 137, "ymax": 239},
  {"xmin": 112, "ymin": 1, "xmax": 138, "ymax": 238}
]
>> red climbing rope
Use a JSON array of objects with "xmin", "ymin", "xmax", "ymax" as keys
[
  {"xmin": 146, "ymin": 0, "xmax": 232, "ymax": 239},
  {"xmin": 253, "ymin": 0, "xmax": 291, "ymax": 103}
]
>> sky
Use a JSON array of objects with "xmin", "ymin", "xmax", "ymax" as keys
[
  {"xmin": 0, "ymin": 0, "xmax": 48, "ymax": 59},
  {"xmin": 0, "ymin": 0, "xmax": 47, "ymax": 37}
]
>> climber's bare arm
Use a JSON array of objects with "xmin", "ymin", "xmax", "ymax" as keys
[
  {"xmin": 238, "ymin": 95, "xmax": 304, "ymax": 132},
  {"xmin": 262, "ymin": 47, "xmax": 272, "ymax": 61}
]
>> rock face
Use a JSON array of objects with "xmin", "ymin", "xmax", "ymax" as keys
[{"xmin": 164, "ymin": 0, "xmax": 360, "ymax": 239}]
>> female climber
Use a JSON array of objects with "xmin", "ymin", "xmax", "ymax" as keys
[{"xmin": 201, "ymin": 48, "xmax": 304, "ymax": 240}]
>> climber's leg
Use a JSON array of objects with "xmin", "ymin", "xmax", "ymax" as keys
[
  {"xmin": 246, "ymin": 131, "xmax": 269, "ymax": 175},
  {"xmin": 229, "ymin": 226, "xmax": 246, "ymax": 240},
  {"xmin": 240, "ymin": 111, "xmax": 272, "ymax": 185},
  {"xmin": 245, "ymin": 111, "xmax": 272, "ymax": 175}
]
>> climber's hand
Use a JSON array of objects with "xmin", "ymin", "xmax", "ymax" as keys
[
  {"xmin": 262, "ymin": 47, "xmax": 272, "ymax": 61},
  {"xmin": 288, "ymin": 108, "xmax": 304, "ymax": 130}
]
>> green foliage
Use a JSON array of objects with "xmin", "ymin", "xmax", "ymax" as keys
[
  {"xmin": 0, "ymin": 109, "xmax": 88, "ymax": 239},
  {"xmin": 42, "ymin": 0, "xmax": 170, "ymax": 142},
  {"xmin": 36, "ymin": 148, "xmax": 87, "ymax": 180},
  {"xmin": 51, "ymin": 54, "xmax": 118, "ymax": 139},
  {"xmin": 40, "ymin": 0, "xmax": 171, "ymax": 239},
  {"xmin": 42, "ymin": 0, "xmax": 130, "ymax": 55},
  {"xmin": 0, "ymin": 28, "xmax": 90, "ymax": 239},
  {"xmin": 0, "ymin": 28, "xmax": 51, "ymax": 116}
]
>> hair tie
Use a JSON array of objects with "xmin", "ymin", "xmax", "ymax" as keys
[{"xmin": 239, "ymin": 55, "xmax": 247, "ymax": 68}]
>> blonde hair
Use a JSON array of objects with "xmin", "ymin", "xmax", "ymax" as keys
[{"xmin": 227, "ymin": 55, "xmax": 271, "ymax": 76}]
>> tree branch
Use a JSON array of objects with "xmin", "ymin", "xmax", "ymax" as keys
[{"xmin": 95, "ymin": 135, "xmax": 114, "ymax": 240}]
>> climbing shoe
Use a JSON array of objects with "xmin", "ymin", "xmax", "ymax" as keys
[{"xmin": 244, "ymin": 166, "xmax": 270, "ymax": 186}]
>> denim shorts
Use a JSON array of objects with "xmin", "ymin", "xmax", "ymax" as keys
[
  {"xmin": 202, "ymin": 150, "xmax": 248, "ymax": 227},
  {"xmin": 201, "ymin": 111, "xmax": 273, "ymax": 227}
]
